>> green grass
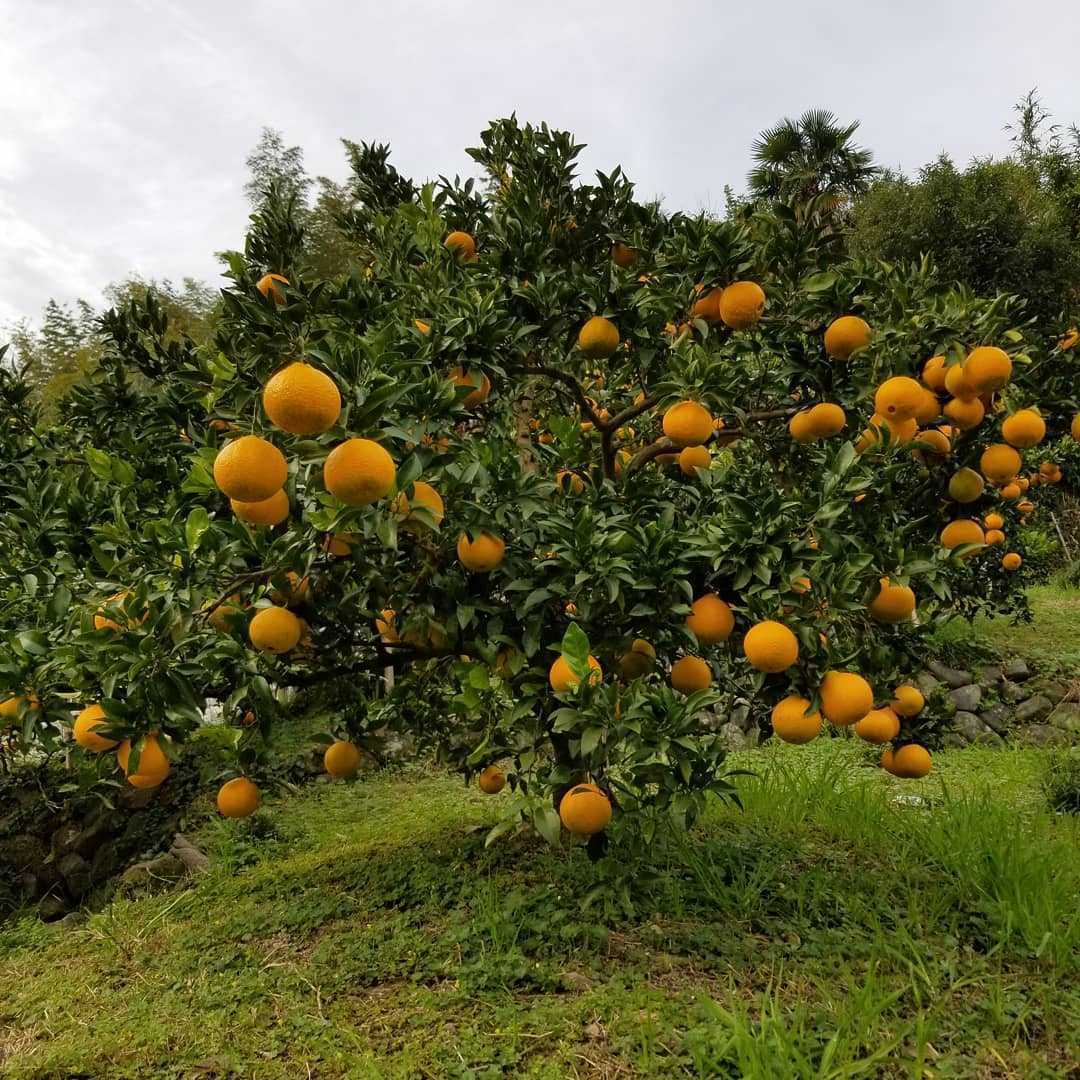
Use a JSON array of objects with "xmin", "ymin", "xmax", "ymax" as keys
[{"xmin": 2, "ymin": 741, "xmax": 1078, "ymax": 1078}]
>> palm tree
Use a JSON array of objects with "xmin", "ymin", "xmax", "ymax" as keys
[{"xmin": 748, "ymin": 109, "xmax": 879, "ymax": 206}]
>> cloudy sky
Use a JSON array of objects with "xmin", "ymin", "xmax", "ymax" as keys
[{"xmin": 1, "ymin": 0, "xmax": 1078, "ymax": 326}]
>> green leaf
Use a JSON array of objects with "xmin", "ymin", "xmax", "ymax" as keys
[
  {"xmin": 185, "ymin": 507, "xmax": 211, "ymax": 553},
  {"xmin": 86, "ymin": 448, "xmax": 113, "ymax": 481},
  {"xmin": 533, "ymin": 805, "xmax": 562, "ymax": 846},
  {"xmin": 580, "ymin": 727, "xmax": 603, "ymax": 756},
  {"xmin": 47, "ymin": 586, "xmax": 72, "ymax": 620},
  {"xmin": 15, "ymin": 630, "xmax": 48, "ymax": 656},
  {"xmin": 560, "ymin": 622, "xmax": 591, "ymax": 682},
  {"xmin": 801, "ymin": 270, "xmax": 838, "ymax": 293}
]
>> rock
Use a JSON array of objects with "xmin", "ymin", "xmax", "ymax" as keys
[
  {"xmin": 116, "ymin": 786, "xmax": 158, "ymax": 811},
  {"xmin": 953, "ymin": 712, "xmax": 989, "ymax": 743},
  {"xmin": 730, "ymin": 703, "xmax": 753, "ymax": 732},
  {"xmin": 1033, "ymin": 679, "xmax": 1069, "ymax": 703},
  {"xmin": 1001, "ymin": 680, "xmax": 1028, "ymax": 703},
  {"xmin": 721, "ymin": 721, "xmax": 758, "ymax": 750},
  {"xmin": 1015, "ymin": 695, "xmax": 1053, "ymax": 724},
  {"xmin": 90, "ymin": 842, "xmax": 121, "ymax": 884},
  {"xmin": 978, "ymin": 665, "xmax": 1003, "ymax": 687},
  {"xmin": 927, "ymin": 660, "xmax": 973, "ymax": 689},
  {"xmin": 119, "ymin": 852, "xmax": 186, "ymax": 894},
  {"xmin": 57, "ymin": 851, "xmax": 92, "ymax": 898},
  {"xmin": 17, "ymin": 870, "xmax": 42, "ymax": 901},
  {"xmin": 1049, "ymin": 705, "xmax": 1080, "ymax": 734},
  {"xmin": 915, "ymin": 671, "xmax": 943, "ymax": 699},
  {"xmin": 59, "ymin": 911, "xmax": 87, "ymax": 930},
  {"xmin": 1017, "ymin": 724, "xmax": 1068, "ymax": 747},
  {"xmin": 980, "ymin": 706, "xmax": 1012, "ymax": 736},
  {"xmin": 38, "ymin": 893, "xmax": 70, "ymax": 921},
  {"xmin": 169, "ymin": 834, "xmax": 210, "ymax": 874},
  {"xmin": 0, "ymin": 834, "xmax": 41, "ymax": 872},
  {"xmin": 942, "ymin": 732, "xmax": 969, "ymax": 749},
  {"xmin": 1003, "ymin": 658, "xmax": 1030, "ymax": 682},
  {"xmin": 949, "ymin": 685, "xmax": 983, "ymax": 712},
  {"xmin": 51, "ymin": 823, "xmax": 83, "ymax": 857}
]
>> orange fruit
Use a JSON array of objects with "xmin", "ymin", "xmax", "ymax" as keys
[
  {"xmin": 944, "ymin": 363, "xmax": 978, "ymax": 400},
  {"xmin": 687, "ymin": 594, "xmax": 735, "ymax": 644},
  {"xmin": 983, "ymin": 512, "xmax": 1004, "ymax": 530},
  {"xmin": 743, "ymin": 621, "xmax": 799, "ymax": 673},
  {"xmin": 1000, "ymin": 482, "xmax": 1021, "ymax": 500},
  {"xmin": 948, "ymin": 468, "xmax": 985, "ymax": 503},
  {"xmin": 678, "ymin": 445, "xmax": 711, "ymax": 476},
  {"xmin": 457, "ymin": 533, "xmax": 506, "ymax": 572},
  {"xmin": 478, "ymin": 765, "xmax": 507, "ymax": 794},
  {"xmin": 414, "ymin": 318, "xmax": 431, "ymax": 335},
  {"xmin": 1001, "ymin": 409, "xmax": 1046, "ymax": 448},
  {"xmin": 213, "ymin": 436, "xmax": 288, "ymax": 503},
  {"xmin": 890, "ymin": 685, "xmax": 924, "ymax": 718},
  {"xmin": 819, "ymin": 671, "xmax": 874, "ymax": 726},
  {"xmin": 789, "ymin": 410, "xmax": 815, "ymax": 443},
  {"xmin": 824, "ymin": 315, "xmax": 871, "ymax": 360},
  {"xmin": 670, "ymin": 656, "xmax": 712, "ymax": 693},
  {"xmin": 880, "ymin": 749, "xmax": 899, "ymax": 775},
  {"xmin": 691, "ymin": 288, "xmax": 724, "ymax": 322},
  {"xmin": 874, "ymin": 377, "xmax": 924, "ymax": 422},
  {"xmin": 255, "ymin": 272, "xmax": 289, "ymax": 303},
  {"xmin": 1002, "ymin": 552, "xmax": 1022, "ymax": 571},
  {"xmin": 207, "ymin": 595, "xmax": 244, "ymax": 634},
  {"xmin": 375, "ymin": 608, "xmax": 398, "ymax": 642},
  {"xmin": 964, "ymin": 346, "xmax": 1012, "ymax": 393},
  {"xmin": 559, "ymin": 785, "xmax": 612, "ymax": 835},
  {"xmin": 985, "ymin": 529, "xmax": 1005, "ymax": 545},
  {"xmin": 577, "ymin": 316, "xmax": 620, "ymax": 359},
  {"xmin": 549, "ymin": 654, "xmax": 602, "ymax": 692},
  {"xmin": 770, "ymin": 696, "xmax": 821, "ymax": 744},
  {"xmin": 231, "ymin": 489, "xmax": 289, "ymax": 526},
  {"xmin": 611, "ymin": 243, "xmax": 637, "ymax": 268},
  {"xmin": 980, "ymin": 444, "xmax": 1021, "ymax": 485},
  {"xmin": 73, "ymin": 704, "xmax": 117, "ymax": 752},
  {"xmin": 217, "ymin": 777, "xmax": 261, "ymax": 818},
  {"xmin": 1039, "ymin": 462, "xmax": 1063, "ymax": 484},
  {"xmin": 324, "ymin": 740, "xmax": 363, "ymax": 778},
  {"xmin": 324, "ymin": 438, "xmax": 396, "ymax": 505},
  {"xmin": 892, "ymin": 744, "xmax": 932, "ymax": 778},
  {"xmin": 1017, "ymin": 499, "xmax": 1035, "ymax": 515},
  {"xmin": 914, "ymin": 428, "xmax": 951, "ymax": 456},
  {"xmin": 444, "ymin": 230, "xmax": 476, "ymax": 260},
  {"xmin": 1072, "ymin": 415, "xmax": 1080, "ymax": 441},
  {"xmin": 556, "ymin": 470, "xmax": 585, "ymax": 494},
  {"xmin": 913, "ymin": 388, "xmax": 941, "ymax": 425},
  {"xmin": 248, "ymin": 607, "xmax": 302, "ymax": 653},
  {"xmin": 854, "ymin": 707, "xmax": 900, "ymax": 744},
  {"xmin": 663, "ymin": 401, "xmax": 714, "ymax": 447},
  {"xmin": 718, "ymin": 281, "xmax": 766, "ymax": 329},
  {"xmin": 117, "ymin": 734, "xmax": 171, "ymax": 789},
  {"xmin": 943, "ymin": 396, "xmax": 984, "ymax": 430},
  {"xmin": 806, "ymin": 402, "xmax": 846, "ymax": 437},
  {"xmin": 391, "ymin": 480, "xmax": 445, "ymax": 526},
  {"xmin": 617, "ymin": 639, "xmax": 656, "ymax": 680},
  {"xmin": 262, "ymin": 362, "xmax": 341, "ymax": 435},
  {"xmin": 921, "ymin": 355, "xmax": 948, "ymax": 391},
  {"xmin": 93, "ymin": 591, "xmax": 145, "ymax": 632},
  {"xmin": 868, "ymin": 578, "xmax": 916, "ymax": 623},
  {"xmin": 324, "ymin": 533, "xmax": 355, "ymax": 557},
  {"xmin": 449, "ymin": 367, "xmax": 491, "ymax": 408},
  {"xmin": 940, "ymin": 519, "xmax": 985, "ymax": 551},
  {"xmin": 1060, "ymin": 328, "xmax": 1079, "ymax": 351}
]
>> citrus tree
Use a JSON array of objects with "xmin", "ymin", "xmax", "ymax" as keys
[{"xmin": 2, "ymin": 117, "xmax": 1078, "ymax": 855}]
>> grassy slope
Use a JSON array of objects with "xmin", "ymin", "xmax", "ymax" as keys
[{"xmin": 2, "ymin": 590, "xmax": 1079, "ymax": 1078}]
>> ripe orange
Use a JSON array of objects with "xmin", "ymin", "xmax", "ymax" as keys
[
  {"xmin": 943, "ymin": 396, "xmax": 984, "ymax": 430},
  {"xmin": 983, "ymin": 512, "xmax": 1004, "ymax": 530},
  {"xmin": 324, "ymin": 740, "xmax": 362, "ymax": 778},
  {"xmin": 375, "ymin": 608, "xmax": 398, "ymax": 642},
  {"xmin": 678, "ymin": 445, "xmax": 711, "ymax": 476},
  {"xmin": 324, "ymin": 533, "xmax": 355, "ymax": 557},
  {"xmin": 617, "ymin": 639, "xmax": 656, "ymax": 680},
  {"xmin": 718, "ymin": 281, "xmax": 766, "ymax": 329},
  {"xmin": 611, "ymin": 243, "xmax": 638, "ymax": 268},
  {"xmin": 880, "ymin": 749, "xmax": 899, "ymax": 775},
  {"xmin": 1061, "ymin": 328, "xmax": 1079, "ymax": 351},
  {"xmin": 93, "ymin": 590, "xmax": 145, "ymax": 632},
  {"xmin": 874, "ymin": 377, "xmax": 923, "ymax": 422},
  {"xmin": 1039, "ymin": 461, "xmax": 1063, "ymax": 484},
  {"xmin": 921, "ymin": 355, "xmax": 948, "ymax": 391},
  {"xmin": 457, "ymin": 533, "xmax": 506, "ymax": 572},
  {"xmin": 231, "ymin": 488, "xmax": 289, "ymax": 526},
  {"xmin": 117, "ymin": 734, "xmax": 171, "ymax": 789},
  {"xmin": 248, "ymin": 606, "xmax": 302, "ymax": 653},
  {"xmin": 854, "ymin": 707, "xmax": 900, "ymax": 744},
  {"xmin": 262, "ymin": 362, "xmax": 341, "ymax": 435},
  {"xmin": 217, "ymin": 777, "xmax": 261, "ymax": 818},
  {"xmin": 913, "ymin": 388, "xmax": 941, "ymax": 425},
  {"xmin": 964, "ymin": 346, "xmax": 1012, "ymax": 393},
  {"xmin": 1002, "ymin": 552, "xmax": 1022, "ymax": 571},
  {"xmin": 687, "ymin": 593, "xmax": 735, "ymax": 644},
  {"xmin": 549, "ymin": 654, "xmax": 602, "ymax": 692},
  {"xmin": 940, "ymin": 519, "xmax": 985, "ymax": 551},
  {"xmin": 944, "ymin": 363, "xmax": 978, "ymax": 400},
  {"xmin": 256, "ymin": 272, "xmax": 289, "ymax": 303},
  {"xmin": 980, "ymin": 444, "xmax": 1021, "ymax": 485},
  {"xmin": 948, "ymin": 468, "xmax": 985, "ymax": 503},
  {"xmin": 890, "ymin": 684, "xmax": 924, "ymax": 717},
  {"xmin": 915, "ymin": 429, "xmax": 951, "ymax": 456},
  {"xmin": 1001, "ymin": 409, "xmax": 1046, "ymax": 449},
  {"xmin": 663, "ymin": 401, "xmax": 713, "ymax": 447},
  {"xmin": 478, "ymin": 765, "xmax": 507, "ymax": 794},
  {"xmin": 1072, "ymin": 415, "xmax": 1080, "ymax": 441},
  {"xmin": 559, "ymin": 785, "xmax": 612, "ymax": 835},
  {"xmin": 743, "ymin": 621, "xmax": 799, "ymax": 673},
  {"xmin": 691, "ymin": 288, "xmax": 724, "ymax": 322},
  {"xmin": 207, "ymin": 595, "xmax": 244, "ymax": 633},
  {"xmin": 73, "ymin": 704, "xmax": 117, "ymax": 752},
  {"xmin": 324, "ymin": 438, "xmax": 396, "ymax": 505},
  {"xmin": 985, "ymin": 529, "xmax": 1005, "ymax": 545},
  {"xmin": 806, "ymin": 402, "xmax": 846, "ymax": 438},
  {"xmin": 555, "ymin": 470, "xmax": 585, "ymax": 494},
  {"xmin": 414, "ymin": 318, "xmax": 431, "ymax": 335},
  {"xmin": 892, "ymin": 744, "xmax": 932, "ymax": 778},
  {"xmin": 671, "ymin": 656, "xmax": 712, "ymax": 692},
  {"xmin": 824, "ymin": 315, "xmax": 871, "ymax": 360},
  {"xmin": 770, "ymin": 696, "xmax": 821, "ymax": 744},
  {"xmin": 449, "ymin": 367, "xmax": 491, "ymax": 408},
  {"xmin": 868, "ymin": 578, "xmax": 916, "ymax": 623},
  {"xmin": 819, "ymin": 671, "xmax": 874, "ymax": 726},
  {"xmin": 444, "ymin": 230, "xmax": 476, "ymax": 260},
  {"xmin": 789, "ymin": 410, "xmax": 815, "ymax": 443},
  {"xmin": 1000, "ymin": 482, "xmax": 1021, "ymax": 500},
  {"xmin": 213, "ymin": 436, "xmax": 288, "ymax": 503},
  {"xmin": 577, "ymin": 316, "xmax": 620, "ymax": 359},
  {"xmin": 392, "ymin": 480, "xmax": 445, "ymax": 526}
]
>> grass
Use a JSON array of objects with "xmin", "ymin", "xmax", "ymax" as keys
[{"xmin": 1, "ymin": 741, "xmax": 1078, "ymax": 1078}]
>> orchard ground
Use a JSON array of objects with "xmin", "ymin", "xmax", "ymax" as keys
[{"xmin": 1, "ymin": 589, "xmax": 1078, "ymax": 1077}]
